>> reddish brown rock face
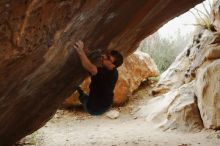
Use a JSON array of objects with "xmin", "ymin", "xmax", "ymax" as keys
[{"xmin": 0, "ymin": 0, "xmax": 201, "ymax": 145}]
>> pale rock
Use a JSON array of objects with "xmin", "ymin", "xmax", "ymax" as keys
[
  {"xmin": 137, "ymin": 81, "xmax": 203, "ymax": 131},
  {"xmin": 187, "ymin": 30, "xmax": 216, "ymax": 77},
  {"xmin": 195, "ymin": 60, "xmax": 220, "ymax": 129},
  {"xmin": 206, "ymin": 45, "xmax": 220, "ymax": 60},
  {"xmin": 143, "ymin": 23, "xmax": 220, "ymax": 131},
  {"xmin": 105, "ymin": 110, "xmax": 120, "ymax": 119},
  {"xmin": 155, "ymin": 49, "xmax": 191, "ymax": 90},
  {"xmin": 153, "ymin": 30, "xmax": 215, "ymax": 95},
  {"xmin": 213, "ymin": 0, "xmax": 220, "ymax": 31},
  {"xmin": 137, "ymin": 1, "xmax": 220, "ymax": 132}
]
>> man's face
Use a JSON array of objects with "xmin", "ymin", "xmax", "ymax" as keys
[{"xmin": 101, "ymin": 54, "xmax": 116, "ymax": 70}]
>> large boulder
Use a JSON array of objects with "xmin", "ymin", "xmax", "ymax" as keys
[
  {"xmin": 64, "ymin": 50, "xmax": 159, "ymax": 106},
  {"xmin": 0, "ymin": 0, "xmax": 202, "ymax": 145},
  {"xmin": 195, "ymin": 60, "xmax": 220, "ymax": 129},
  {"xmin": 114, "ymin": 50, "xmax": 159, "ymax": 105}
]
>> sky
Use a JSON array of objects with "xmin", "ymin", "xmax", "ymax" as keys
[{"xmin": 158, "ymin": 0, "xmax": 213, "ymax": 38}]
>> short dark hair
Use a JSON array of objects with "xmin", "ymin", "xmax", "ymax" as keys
[{"xmin": 110, "ymin": 50, "xmax": 123, "ymax": 68}]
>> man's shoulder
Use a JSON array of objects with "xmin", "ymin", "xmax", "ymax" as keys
[
  {"xmin": 96, "ymin": 67, "xmax": 118, "ymax": 77},
  {"xmin": 111, "ymin": 68, "xmax": 118, "ymax": 79},
  {"xmin": 113, "ymin": 68, "xmax": 118, "ymax": 74},
  {"xmin": 108, "ymin": 68, "xmax": 118, "ymax": 74}
]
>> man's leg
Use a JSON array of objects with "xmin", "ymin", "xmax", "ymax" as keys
[
  {"xmin": 76, "ymin": 87, "xmax": 89, "ymax": 110},
  {"xmin": 76, "ymin": 87, "xmax": 108, "ymax": 115}
]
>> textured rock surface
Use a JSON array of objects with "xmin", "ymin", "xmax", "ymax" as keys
[
  {"xmin": 137, "ymin": 81, "xmax": 203, "ymax": 131},
  {"xmin": 195, "ymin": 60, "xmax": 220, "ymax": 129},
  {"xmin": 0, "ymin": 0, "xmax": 201, "ymax": 145},
  {"xmin": 63, "ymin": 51, "xmax": 159, "ymax": 107},
  {"xmin": 139, "ymin": 1, "xmax": 220, "ymax": 132},
  {"xmin": 153, "ymin": 29, "xmax": 215, "ymax": 93},
  {"xmin": 114, "ymin": 50, "xmax": 159, "ymax": 105},
  {"xmin": 213, "ymin": 0, "xmax": 220, "ymax": 31}
]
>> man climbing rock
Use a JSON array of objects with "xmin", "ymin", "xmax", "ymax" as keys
[{"xmin": 74, "ymin": 40, "xmax": 123, "ymax": 115}]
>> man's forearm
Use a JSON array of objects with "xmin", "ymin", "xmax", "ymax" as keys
[
  {"xmin": 74, "ymin": 41, "xmax": 97, "ymax": 75},
  {"xmin": 77, "ymin": 51, "xmax": 96, "ymax": 73}
]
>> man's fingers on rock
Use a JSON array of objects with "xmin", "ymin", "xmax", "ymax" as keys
[
  {"xmin": 78, "ymin": 42, "xmax": 83, "ymax": 47},
  {"xmin": 78, "ymin": 40, "xmax": 84, "ymax": 46},
  {"xmin": 75, "ymin": 42, "xmax": 80, "ymax": 46},
  {"xmin": 75, "ymin": 42, "xmax": 81, "ymax": 47},
  {"xmin": 73, "ymin": 44, "xmax": 78, "ymax": 49},
  {"xmin": 74, "ymin": 40, "xmax": 84, "ymax": 49}
]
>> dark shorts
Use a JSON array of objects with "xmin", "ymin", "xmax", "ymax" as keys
[{"xmin": 79, "ymin": 92, "xmax": 109, "ymax": 115}]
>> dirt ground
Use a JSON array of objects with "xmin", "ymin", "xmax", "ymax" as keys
[{"xmin": 17, "ymin": 84, "xmax": 220, "ymax": 146}]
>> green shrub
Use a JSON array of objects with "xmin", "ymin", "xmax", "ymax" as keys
[{"xmin": 139, "ymin": 31, "xmax": 190, "ymax": 73}]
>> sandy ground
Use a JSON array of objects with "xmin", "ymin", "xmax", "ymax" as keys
[{"xmin": 17, "ymin": 85, "xmax": 220, "ymax": 146}]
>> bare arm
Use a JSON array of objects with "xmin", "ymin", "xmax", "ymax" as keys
[{"xmin": 73, "ymin": 40, "xmax": 98, "ymax": 75}]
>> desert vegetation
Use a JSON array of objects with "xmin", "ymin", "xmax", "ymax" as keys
[{"xmin": 139, "ymin": 30, "xmax": 190, "ymax": 73}]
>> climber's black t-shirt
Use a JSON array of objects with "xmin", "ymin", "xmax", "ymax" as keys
[{"xmin": 87, "ymin": 67, "xmax": 118, "ymax": 114}]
